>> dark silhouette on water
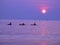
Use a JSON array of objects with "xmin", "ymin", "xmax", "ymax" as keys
[
  {"xmin": 7, "ymin": 22, "xmax": 12, "ymax": 25},
  {"xmin": 19, "ymin": 23, "xmax": 25, "ymax": 26},
  {"xmin": 31, "ymin": 22, "xmax": 37, "ymax": 26}
]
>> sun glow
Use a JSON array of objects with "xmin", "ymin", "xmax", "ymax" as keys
[{"xmin": 42, "ymin": 9, "xmax": 46, "ymax": 14}]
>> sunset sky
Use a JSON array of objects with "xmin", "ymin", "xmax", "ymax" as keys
[{"xmin": 0, "ymin": 0, "xmax": 60, "ymax": 20}]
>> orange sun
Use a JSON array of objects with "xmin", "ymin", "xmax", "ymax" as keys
[{"xmin": 42, "ymin": 9, "xmax": 46, "ymax": 14}]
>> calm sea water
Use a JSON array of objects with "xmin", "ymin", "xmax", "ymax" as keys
[{"xmin": 0, "ymin": 20, "xmax": 60, "ymax": 45}]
